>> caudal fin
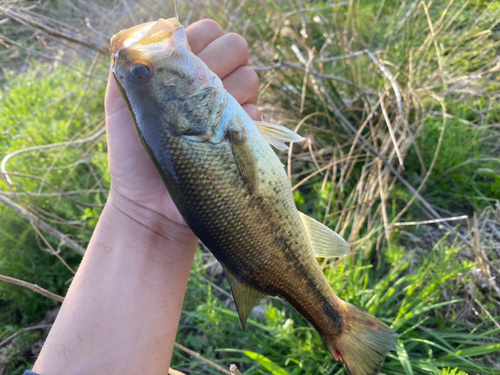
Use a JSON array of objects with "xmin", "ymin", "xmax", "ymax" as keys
[{"xmin": 325, "ymin": 302, "xmax": 398, "ymax": 375}]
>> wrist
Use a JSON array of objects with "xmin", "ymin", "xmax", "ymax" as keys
[
  {"xmin": 106, "ymin": 186, "xmax": 198, "ymax": 250},
  {"xmin": 33, "ymin": 188, "xmax": 198, "ymax": 375}
]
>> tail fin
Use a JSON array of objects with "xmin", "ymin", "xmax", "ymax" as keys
[{"xmin": 325, "ymin": 302, "xmax": 398, "ymax": 375}]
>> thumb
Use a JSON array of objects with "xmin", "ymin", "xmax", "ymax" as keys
[
  {"xmin": 105, "ymin": 67, "xmax": 128, "ymax": 119},
  {"xmin": 104, "ymin": 67, "xmax": 152, "ymax": 181}
]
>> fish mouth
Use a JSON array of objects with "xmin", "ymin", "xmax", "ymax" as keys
[{"xmin": 109, "ymin": 18, "xmax": 188, "ymax": 60}]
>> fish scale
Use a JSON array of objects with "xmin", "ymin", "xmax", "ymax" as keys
[
  {"xmin": 111, "ymin": 17, "xmax": 398, "ymax": 375},
  {"xmin": 159, "ymin": 107, "xmax": 335, "ymax": 330}
]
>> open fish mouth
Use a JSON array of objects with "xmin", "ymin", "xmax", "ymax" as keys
[{"xmin": 109, "ymin": 18, "xmax": 189, "ymax": 60}]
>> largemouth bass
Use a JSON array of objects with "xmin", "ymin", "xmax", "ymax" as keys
[{"xmin": 110, "ymin": 18, "xmax": 397, "ymax": 375}]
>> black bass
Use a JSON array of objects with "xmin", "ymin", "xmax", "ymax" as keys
[{"xmin": 110, "ymin": 18, "xmax": 397, "ymax": 375}]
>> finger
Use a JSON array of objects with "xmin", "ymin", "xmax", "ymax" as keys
[
  {"xmin": 222, "ymin": 66, "xmax": 259, "ymax": 106},
  {"xmin": 105, "ymin": 67, "xmax": 128, "ymax": 118},
  {"xmin": 242, "ymin": 103, "xmax": 261, "ymax": 121},
  {"xmin": 185, "ymin": 19, "xmax": 224, "ymax": 55},
  {"xmin": 197, "ymin": 33, "xmax": 249, "ymax": 79}
]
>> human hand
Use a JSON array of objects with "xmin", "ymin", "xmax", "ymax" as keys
[{"xmin": 105, "ymin": 19, "xmax": 261, "ymax": 228}]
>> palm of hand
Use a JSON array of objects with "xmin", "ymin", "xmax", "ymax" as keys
[{"xmin": 105, "ymin": 20, "xmax": 261, "ymax": 228}]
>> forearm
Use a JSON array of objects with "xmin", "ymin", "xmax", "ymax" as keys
[{"xmin": 33, "ymin": 191, "xmax": 198, "ymax": 375}]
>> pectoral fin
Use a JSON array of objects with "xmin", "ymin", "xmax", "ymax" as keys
[
  {"xmin": 255, "ymin": 121, "xmax": 306, "ymax": 150},
  {"xmin": 224, "ymin": 267, "xmax": 266, "ymax": 329},
  {"xmin": 299, "ymin": 212, "xmax": 350, "ymax": 257},
  {"xmin": 227, "ymin": 129, "xmax": 259, "ymax": 195}
]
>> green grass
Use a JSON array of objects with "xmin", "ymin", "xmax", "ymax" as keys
[
  {"xmin": 0, "ymin": 62, "xmax": 109, "ymax": 372},
  {"xmin": 406, "ymin": 97, "xmax": 500, "ymax": 212},
  {"xmin": 1, "ymin": 0, "xmax": 500, "ymax": 374},
  {"xmin": 173, "ymin": 239, "xmax": 499, "ymax": 374}
]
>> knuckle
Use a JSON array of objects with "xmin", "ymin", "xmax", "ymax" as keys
[
  {"xmin": 226, "ymin": 33, "xmax": 249, "ymax": 59},
  {"xmin": 199, "ymin": 19, "xmax": 224, "ymax": 38},
  {"xmin": 246, "ymin": 68, "xmax": 259, "ymax": 90},
  {"xmin": 239, "ymin": 67, "xmax": 259, "ymax": 102},
  {"xmin": 187, "ymin": 19, "xmax": 224, "ymax": 54},
  {"xmin": 242, "ymin": 104, "xmax": 262, "ymax": 120},
  {"xmin": 187, "ymin": 36, "xmax": 200, "ymax": 55}
]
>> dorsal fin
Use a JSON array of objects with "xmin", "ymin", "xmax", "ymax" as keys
[
  {"xmin": 224, "ymin": 267, "xmax": 266, "ymax": 329},
  {"xmin": 299, "ymin": 212, "xmax": 350, "ymax": 257},
  {"xmin": 255, "ymin": 121, "xmax": 305, "ymax": 150}
]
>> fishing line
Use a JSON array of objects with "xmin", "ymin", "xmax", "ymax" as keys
[{"xmin": 174, "ymin": 0, "xmax": 179, "ymax": 20}]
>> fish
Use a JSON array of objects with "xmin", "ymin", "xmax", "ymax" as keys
[{"xmin": 110, "ymin": 18, "xmax": 398, "ymax": 375}]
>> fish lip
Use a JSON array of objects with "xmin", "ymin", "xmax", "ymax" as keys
[{"xmin": 109, "ymin": 18, "xmax": 188, "ymax": 60}]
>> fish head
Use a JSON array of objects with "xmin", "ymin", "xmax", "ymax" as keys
[{"xmin": 110, "ymin": 18, "xmax": 226, "ymax": 138}]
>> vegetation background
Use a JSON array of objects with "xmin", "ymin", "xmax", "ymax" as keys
[{"xmin": 0, "ymin": 0, "xmax": 499, "ymax": 374}]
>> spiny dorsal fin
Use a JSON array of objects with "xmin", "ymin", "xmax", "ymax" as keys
[
  {"xmin": 227, "ymin": 129, "xmax": 259, "ymax": 195},
  {"xmin": 224, "ymin": 267, "xmax": 266, "ymax": 330},
  {"xmin": 299, "ymin": 212, "xmax": 350, "ymax": 257},
  {"xmin": 255, "ymin": 121, "xmax": 305, "ymax": 150}
]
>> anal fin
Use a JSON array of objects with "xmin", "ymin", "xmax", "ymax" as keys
[
  {"xmin": 224, "ymin": 267, "xmax": 266, "ymax": 329},
  {"xmin": 299, "ymin": 212, "xmax": 350, "ymax": 257}
]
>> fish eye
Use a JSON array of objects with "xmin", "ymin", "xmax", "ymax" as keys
[{"xmin": 130, "ymin": 64, "xmax": 150, "ymax": 79}]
